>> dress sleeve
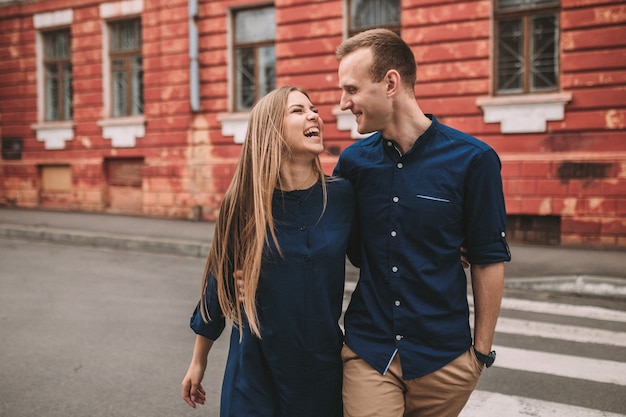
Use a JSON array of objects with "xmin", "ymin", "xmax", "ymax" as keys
[{"xmin": 189, "ymin": 274, "xmax": 226, "ymax": 341}]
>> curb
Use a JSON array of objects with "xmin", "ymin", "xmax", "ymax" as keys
[
  {"xmin": 0, "ymin": 223, "xmax": 211, "ymax": 258},
  {"xmin": 504, "ymin": 275, "xmax": 626, "ymax": 301}
]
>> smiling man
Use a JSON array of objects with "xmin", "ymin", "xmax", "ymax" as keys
[{"xmin": 334, "ymin": 29, "xmax": 511, "ymax": 417}]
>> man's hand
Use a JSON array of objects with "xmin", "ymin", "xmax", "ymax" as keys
[
  {"xmin": 235, "ymin": 270, "xmax": 245, "ymax": 302},
  {"xmin": 461, "ymin": 246, "xmax": 470, "ymax": 269}
]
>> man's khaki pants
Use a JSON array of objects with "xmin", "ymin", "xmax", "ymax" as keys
[{"xmin": 342, "ymin": 345, "xmax": 483, "ymax": 417}]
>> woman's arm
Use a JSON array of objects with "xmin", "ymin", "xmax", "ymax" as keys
[{"xmin": 181, "ymin": 334, "xmax": 214, "ymax": 408}]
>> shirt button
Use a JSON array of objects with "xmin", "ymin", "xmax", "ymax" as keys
[
  {"xmin": 390, "ymin": 230, "xmax": 397, "ymax": 237},
  {"xmin": 394, "ymin": 300, "xmax": 401, "ymax": 306},
  {"xmin": 392, "ymin": 266, "xmax": 398, "ymax": 273},
  {"xmin": 300, "ymin": 225, "xmax": 306, "ymax": 231},
  {"xmin": 395, "ymin": 335, "xmax": 403, "ymax": 341},
  {"xmin": 392, "ymin": 196, "xmax": 399, "ymax": 203},
  {"xmin": 397, "ymin": 162, "xmax": 403, "ymax": 169},
  {"xmin": 387, "ymin": 141, "xmax": 393, "ymax": 147},
  {"xmin": 501, "ymin": 231, "xmax": 506, "ymax": 237}
]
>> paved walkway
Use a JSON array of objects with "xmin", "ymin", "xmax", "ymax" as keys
[{"xmin": 1, "ymin": 207, "xmax": 624, "ymax": 300}]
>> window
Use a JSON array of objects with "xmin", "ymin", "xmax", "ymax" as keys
[
  {"xmin": 109, "ymin": 19, "xmax": 143, "ymax": 116},
  {"xmin": 348, "ymin": 0, "xmax": 401, "ymax": 37},
  {"xmin": 495, "ymin": 0, "xmax": 559, "ymax": 94},
  {"xmin": 233, "ymin": 6, "xmax": 275, "ymax": 111},
  {"xmin": 40, "ymin": 165, "xmax": 72, "ymax": 192},
  {"xmin": 43, "ymin": 29, "xmax": 72, "ymax": 121},
  {"xmin": 2, "ymin": 137, "xmax": 22, "ymax": 160}
]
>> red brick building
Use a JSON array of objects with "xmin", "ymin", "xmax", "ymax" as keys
[{"xmin": 1, "ymin": 0, "xmax": 625, "ymax": 247}]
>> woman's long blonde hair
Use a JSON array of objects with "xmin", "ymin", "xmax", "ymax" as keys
[{"xmin": 199, "ymin": 86, "xmax": 326, "ymax": 338}]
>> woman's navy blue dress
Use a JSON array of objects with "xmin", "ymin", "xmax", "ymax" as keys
[{"xmin": 190, "ymin": 179, "xmax": 355, "ymax": 417}]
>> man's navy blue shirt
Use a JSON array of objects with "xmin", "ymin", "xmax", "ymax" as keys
[{"xmin": 334, "ymin": 115, "xmax": 511, "ymax": 380}]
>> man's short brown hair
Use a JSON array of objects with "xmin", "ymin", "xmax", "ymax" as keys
[{"xmin": 336, "ymin": 28, "xmax": 417, "ymax": 91}]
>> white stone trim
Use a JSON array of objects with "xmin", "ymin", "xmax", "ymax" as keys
[
  {"xmin": 99, "ymin": 0, "xmax": 143, "ymax": 19},
  {"xmin": 98, "ymin": 116, "xmax": 145, "ymax": 148},
  {"xmin": 33, "ymin": 9, "xmax": 73, "ymax": 29},
  {"xmin": 218, "ymin": 112, "xmax": 250, "ymax": 144},
  {"xmin": 31, "ymin": 122, "xmax": 74, "ymax": 150},
  {"xmin": 332, "ymin": 107, "xmax": 372, "ymax": 139},
  {"xmin": 476, "ymin": 93, "xmax": 572, "ymax": 134}
]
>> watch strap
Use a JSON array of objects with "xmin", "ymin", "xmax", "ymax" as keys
[{"xmin": 473, "ymin": 346, "xmax": 496, "ymax": 368}]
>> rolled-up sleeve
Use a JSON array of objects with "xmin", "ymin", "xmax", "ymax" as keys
[
  {"xmin": 464, "ymin": 149, "xmax": 511, "ymax": 265},
  {"xmin": 189, "ymin": 274, "xmax": 226, "ymax": 341}
]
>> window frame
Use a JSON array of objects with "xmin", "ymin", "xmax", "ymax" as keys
[
  {"xmin": 347, "ymin": 0, "xmax": 401, "ymax": 37},
  {"xmin": 42, "ymin": 28, "xmax": 73, "ymax": 122},
  {"xmin": 231, "ymin": 5, "xmax": 276, "ymax": 112},
  {"xmin": 493, "ymin": 0, "xmax": 560, "ymax": 95},
  {"xmin": 108, "ymin": 18, "xmax": 143, "ymax": 117}
]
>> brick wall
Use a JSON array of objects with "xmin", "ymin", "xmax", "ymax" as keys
[{"xmin": 1, "ymin": 0, "xmax": 625, "ymax": 246}]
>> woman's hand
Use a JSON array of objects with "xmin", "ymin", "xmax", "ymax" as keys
[
  {"xmin": 181, "ymin": 335, "xmax": 213, "ymax": 408},
  {"xmin": 182, "ymin": 363, "xmax": 207, "ymax": 408}
]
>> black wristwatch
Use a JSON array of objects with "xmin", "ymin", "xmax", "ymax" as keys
[{"xmin": 473, "ymin": 346, "xmax": 496, "ymax": 368}]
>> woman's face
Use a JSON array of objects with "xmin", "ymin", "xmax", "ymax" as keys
[{"xmin": 282, "ymin": 90, "xmax": 324, "ymax": 158}]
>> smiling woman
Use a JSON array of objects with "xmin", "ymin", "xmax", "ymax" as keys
[
  {"xmin": 181, "ymin": 86, "xmax": 357, "ymax": 417},
  {"xmin": 280, "ymin": 91, "xmax": 325, "ymax": 190}
]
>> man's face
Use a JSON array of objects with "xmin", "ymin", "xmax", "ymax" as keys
[{"xmin": 338, "ymin": 48, "xmax": 390, "ymax": 135}]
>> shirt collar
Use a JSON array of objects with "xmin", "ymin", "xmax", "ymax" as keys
[{"xmin": 381, "ymin": 114, "xmax": 439, "ymax": 158}]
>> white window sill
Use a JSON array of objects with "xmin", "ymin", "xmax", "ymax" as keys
[
  {"xmin": 476, "ymin": 92, "xmax": 572, "ymax": 134},
  {"xmin": 98, "ymin": 116, "xmax": 145, "ymax": 148},
  {"xmin": 218, "ymin": 112, "xmax": 251, "ymax": 144},
  {"xmin": 332, "ymin": 107, "xmax": 373, "ymax": 139},
  {"xmin": 31, "ymin": 121, "xmax": 74, "ymax": 150}
]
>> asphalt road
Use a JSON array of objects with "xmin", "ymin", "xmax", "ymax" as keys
[
  {"xmin": 0, "ymin": 238, "xmax": 228, "ymax": 417},
  {"xmin": 1, "ymin": 236, "xmax": 625, "ymax": 416}
]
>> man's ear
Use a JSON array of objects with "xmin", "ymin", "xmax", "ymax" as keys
[{"xmin": 385, "ymin": 69, "xmax": 401, "ymax": 97}]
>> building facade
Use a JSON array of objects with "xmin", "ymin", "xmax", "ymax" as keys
[{"xmin": 1, "ymin": 0, "xmax": 625, "ymax": 247}]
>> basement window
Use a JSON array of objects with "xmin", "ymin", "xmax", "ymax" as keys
[
  {"xmin": 2, "ymin": 137, "xmax": 22, "ymax": 160},
  {"xmin": 506, "ymin": 215, "xmax": 561, "ymax": 245},
  {"xmin": 40, "ymin": 165, "xmax": 72, "ymax": 192}
]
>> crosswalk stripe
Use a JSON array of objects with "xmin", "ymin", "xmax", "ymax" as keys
[
  {"xmin": 474, "ymin": 315, "xmax": 626, "ymax": 347},
  {"xmin": 494, "ymin": 345, "xmax": 626, "ymax": 386},
  {"xmin": 461, "ymin": 390, "xmax": 626, "ymax": 417},
  {"xmin": 470, "ymin": 295, "xmax": 626, "ymax": 323}
]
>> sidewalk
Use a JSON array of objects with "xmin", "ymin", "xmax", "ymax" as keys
[
  {"xmin": 1, "ymin": 207, "xmax": 625, "ymax": 300},
  {"xmin": 0, "ymin": 207, "xmax": 214, "ymax": 257}
]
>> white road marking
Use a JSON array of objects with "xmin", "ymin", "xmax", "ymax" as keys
[
  {"xmin": 494, "ymin": 345, "xmax": 626, "ymax": 386},
  {"xmin": 469, "ymin": 295, "xmax": 626, "ymax": 323},
  {"xmin": 472, "ymin": 315, "xmax": 626, "ymax": 347},
  {"xmin": 461, "ymin": 390, "xmax": 626, "ymax": 417}
]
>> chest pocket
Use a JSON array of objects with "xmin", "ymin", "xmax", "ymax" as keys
[{"xmin": 409, "ymin": 193, "xmax": 462, "ymax": 234}]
